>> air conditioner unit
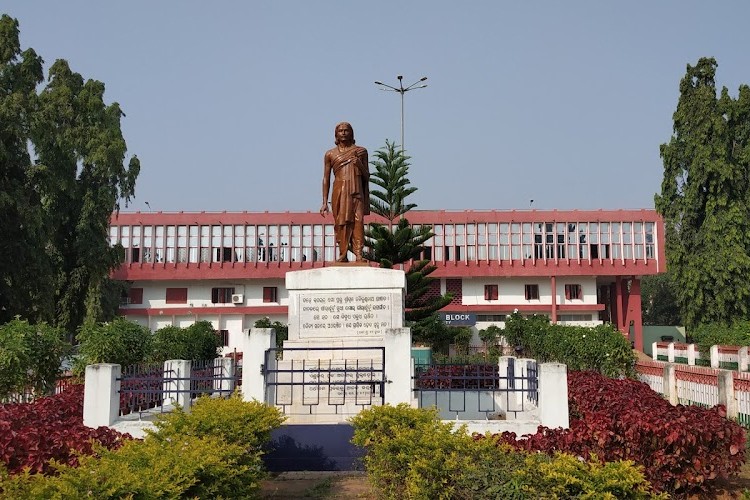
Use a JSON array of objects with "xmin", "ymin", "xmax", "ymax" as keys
[{"xmin": 231, "ymin": 294, "xmax": 244, "ymax": 305}]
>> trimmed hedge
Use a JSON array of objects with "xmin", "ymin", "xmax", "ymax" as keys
[{"xmin": 350, "ymin": 404, "xmax": 661, "ymax": 499}]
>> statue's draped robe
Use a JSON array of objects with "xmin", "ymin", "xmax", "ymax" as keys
[{"xmin": 330, "ymin": 146, "xmax": 369, "ymax": 227}]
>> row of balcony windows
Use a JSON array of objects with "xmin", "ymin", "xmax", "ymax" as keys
[{"xmin": 110, "ymin": 220, "xmax": 657, "ymax": 264}]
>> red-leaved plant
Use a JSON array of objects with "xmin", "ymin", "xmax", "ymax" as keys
[
  {"xmin": 483, "ymin": 370, "xmax": 746, "ymax": 495},
  {"xmin": 0, "ymin": 384, "xmax": 131, "ymax": 475}
]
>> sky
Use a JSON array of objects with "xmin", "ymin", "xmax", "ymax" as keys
[{"xmin": 4, "ymin": 2, "xmax": 750, "ymax": 213}]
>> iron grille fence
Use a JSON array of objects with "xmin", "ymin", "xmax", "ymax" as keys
[
  {"xmin": 117, "ymin": 358, "xmax": 240, "ymax": 416},
  {"xmin": 118, "ymin": 362, "xmax": 171, "ymax": 416},
  {"xmin": 413, "ymin": 358, "xmax": 538, "ymax": 419},
  {"xmin": 263, "ymin": 346, "xmax": 385, "ymax": 417}
]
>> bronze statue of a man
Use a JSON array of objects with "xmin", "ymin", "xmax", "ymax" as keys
[{"xmin": 320, "ymin": 122, "xmax": 369, "ymax": 262}]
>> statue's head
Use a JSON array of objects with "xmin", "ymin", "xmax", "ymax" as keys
[{"xmin": 334, "ymin": 122, "xmax": 355, "ymax": 145}]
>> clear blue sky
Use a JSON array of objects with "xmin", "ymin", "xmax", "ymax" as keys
[{"xmin": 5, "ymin": 2, "xmax": 750, "ymax": 212}]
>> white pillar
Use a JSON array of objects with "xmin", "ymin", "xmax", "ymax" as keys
[
  {"xmin": 710, "ymin": 345, "xmax": 720, "ymax": 369},
  {"xmin": 164, "ymin": 360, "xmax": 192, "ymax": 412},
  {"xmin": 739, "ymin": 347, "xmax": 749, "ymax": 372},
  {"xmin": 651, "ymin": 342, "xmax": 658, "ymax": 360},
  {"xmin": 667, "ymin": 342, "xmax": 675, "ymax": 363},
  {"xmin": 242, "ymin": 328, "xmax": 276, "ymax": 402},
  {"xmin": 663, "ymin": 364, "xmax": 678, "ymax": 405},
  {"xmin": 384, "ymin": 327, "xmax": 412, "ymax": 406},
  {"xmin": 718, "ymin": 370, "xmax": 738, "ymax": 419},
  {"xmin": 538, "ymin": 362, "xmax": 568, "ymax": 429},
  {"xmin": 213, "ymin": 357, "xmax": 235, "ymax": 395},
  {"xmin": 83, "ymin": 364, "xmax": 121, "ymax": 428},
  {"xmin": 687, "ymin": 344, "xmax": 696, "ymax": 366}
]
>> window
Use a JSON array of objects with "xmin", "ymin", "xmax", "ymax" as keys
[
  {"xmin": 211, "ymin": 287, "xmax": 235, "ymax": 304},
  {"xmin": 524, "ymin": 284, "xmax": 539, "ymax": 300},
  {"xmin": 166, "ymin": 287, "xmax": 188, "ymax": 304},
  {"xmin": 565, "ymin": 284, "xmax": 582, "ymax": 300},
  {"xmin": 477, "ymin": 314, "xmax": 507, "ymax": 322},
  {"xmin": 121, "ymin": 287, "xmax": 143, "ymax": 305},
  {"xmin": 216, "ymin": 329, "xmax": 229, "ymax": 347},
  {"xmin": 559, "ymin": 314, "xmax": 591, "ymax": 322},
  {"xmin": 263, "ymin": 286, "xmax": 278, "ymax": 303},
  {"xmin": 484, "ymin": 284, "xmax": 498, "ymax": 301}
]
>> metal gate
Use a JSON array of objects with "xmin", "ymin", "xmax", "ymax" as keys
[{"xmin": 262, "ymin": 346, "xmax": 385, "ymax": 419}]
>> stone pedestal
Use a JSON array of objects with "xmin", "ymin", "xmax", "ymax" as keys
[
  {"xmin": 284, "ymin": 267, "xmax": 406, "ymax": 359},
  {"xmin": 271, "ymin": 267, "xmax": 410, "ymax": 423}
]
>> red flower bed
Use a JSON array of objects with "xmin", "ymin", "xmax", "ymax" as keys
[
  {"xmin": 0, "ymin": 384, "xmax": 131, "ymax": 475},
  {"xmin": 486, "ymin": 371, "xmax": 746, "ymax": 495}
]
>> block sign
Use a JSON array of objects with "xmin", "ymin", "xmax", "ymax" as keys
[{"xmin": 439, "ymin": 312, "xmax": 476, "ymax": 326}]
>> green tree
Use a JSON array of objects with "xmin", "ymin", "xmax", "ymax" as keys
[
  {"xmin": 365, "ymin": 141, "xmax": 452, "ymax": 340},
  {"xmin": 0, "ymin": 15, "xmax": 53, "ymax": 325},
  {"xmin": 369, "ymin": 140, "xmax": 417, "ymax": 227},
  {"xmin": 75, "ymin": 317, "xmax": 152, "ymax": 372},
  {"xmin": 640, "ymin": 271, "xmax": 682, "ymax": 326},
  {"xmin": 0, "ymin": 15, "xmax": 139, "ymax": 336},
  {"xmin": 656, "ymin": 58, "xmax": 750, "ymax": 329},
  {"xmin": 0, "ymin": 318, "xmax": 71, "ymax": 400}
]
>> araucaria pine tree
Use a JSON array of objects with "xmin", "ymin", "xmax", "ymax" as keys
[
  {"xmin": 656, "ymin": 58, "xmax": 750, "ymax": 329},
  {"xmin": 365, "ymin": 140, "xmax": 452, "ymax": 329}
]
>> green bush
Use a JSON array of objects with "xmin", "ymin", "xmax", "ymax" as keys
[
  {"xmin": 512, "ymin": 452, "xmax": 666, "ymax": 499},
  {"xmin": 350, "ymin": 404, "xmax": 663, "ymax": 500},
  {"xmin": 1, "ymin": 394, "xmax": 286, "ymax": 499},
  {"xmin": 74, "ymin": 317, "xmax": 152, "ymax": 372},
  {"xmin": 0, "ymin": 435, "xmax": 260, "ymax": 499},
  {"xmin": 149, "ymin": 392, "xmax": 286, "ymax": 463},
  {"xmin": 502, "ymin": 312, "xmax": 635, "ymax": 377},
  {"xmin": 451, "ymin": 326, "xmax": 473, "ymax": 354},
  {"xmin": 151, "ymin": 321, "xmax": 221, "ymax": 362},
  {"xmin": 691, "ymin": 321, "xmax": 750, "ymax": 354},
  {"xmin": 350, "ymin": 404, "xmax": 478, "ymax": 499},
  {"xmin": 0, "ymin": 319, "xmax": 71, "ymax": 400}
]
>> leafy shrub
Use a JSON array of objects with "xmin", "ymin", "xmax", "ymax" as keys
[
  {"xmin": 150, "ymin": 320, "xmax": 221, "ymax": 362},
  {"xmin": 0, "ymin": 385, "xmax": 130, "ymax": 475},
  {"xmin": 0, "ymin": 319, "xmax": 71, "ymax": 401},
  {"xmin": 350, "ymin": 404, "xmax": 480, "ymax": 499},
  {"xmin": 148, "ymin": 392, "xmax": 285, "ymax": 467},
  {"xmin": 74, "ymin": 317, "xmax": 152, "ymax": 372},
  {"xmin": 691, "ymin": 321, "xmax": 750, "ymax": 354},
  {"xmin": 490, "ymin": 371, "xmax": 746, "ymax": 495},
  {"xmin": 502, "ymin": 312, "xmax": 635, "ymax": 377},
  {"xmin": 1, "ymin": 393, "xmax": 286, "ymax": 498},
  {"xmin": 451, "ymin": 326, "xmax": 473, "ymax": 354},
  {"xmin": 512, "ymin": 452, "xmax": 665, "ymax": 499},
  {"xmin": 350, "ymin": 404, "xmax": 662, "ymax": 499},
  {"xmin": 0, "ymin": 434, "xmax": 260, "ymax": 499}
]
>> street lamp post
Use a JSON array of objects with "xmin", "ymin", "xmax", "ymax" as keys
[{"xmin": 374, "ymin": 75, "xmax": 428, "ymax": 152}]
